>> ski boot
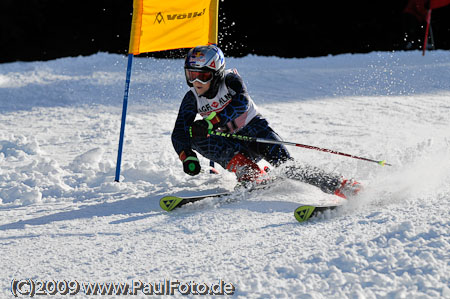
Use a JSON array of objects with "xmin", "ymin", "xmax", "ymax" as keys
[
  {"xmin": 226, "ymin": 153, "xmax": 270, "ymax": 189},
  {"xmin": 334, "ymin": 179, "xmax": 363, "ymax": 199}
]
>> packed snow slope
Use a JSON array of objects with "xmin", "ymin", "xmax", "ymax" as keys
[{"xmin": 1, "ymin": 51, "xmax": 449, "ymax": 298}]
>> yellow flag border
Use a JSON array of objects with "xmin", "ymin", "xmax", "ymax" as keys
[
  {"xmin": 208, "ymin": 0, "xmax": 219, "ymax": 45},
  {"xmin": 128, "ymin": 0, "xmax": 143, "ymax": 55}
]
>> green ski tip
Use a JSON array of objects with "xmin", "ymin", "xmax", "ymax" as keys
[
  {"xmin": 294, "ymin": 205, "xmax": 316, "ymax": 222},
  {"xmin": 160, "ymin": 196, "xmax": 184, "ymax": 211}
]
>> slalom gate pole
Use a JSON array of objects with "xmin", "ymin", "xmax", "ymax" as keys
[
  {"xmin": 115, "ymin": 54, "xmax": 134, "ymax": 182},
  {"xmin": 210, "ymin": 131, "xmax": 392, "ymax": 167},
  {"xmin": 423, "ymin": 9, "xmax": 432, "ymax": 56}
]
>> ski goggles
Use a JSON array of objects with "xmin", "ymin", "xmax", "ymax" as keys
[{"xmin": 185, "ymin": 69, "xmax": 213, "ymax": 84}]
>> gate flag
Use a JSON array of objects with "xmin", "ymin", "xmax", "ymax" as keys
[
  {"xmin": 423, "ymin": 0, "xmax": 450, "ymax": 55},
  {"xmin": 115, "ymin": 0, "xmax": 219, "ymax": 182},
  {"xmin": 129, "ymin": 0, "xmax": 219, "ymax": 54}
]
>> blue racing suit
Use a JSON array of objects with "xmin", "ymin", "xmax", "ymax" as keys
[{"xmin": 171, "ymin": 69, "xmax": 291, "ymax": 169}]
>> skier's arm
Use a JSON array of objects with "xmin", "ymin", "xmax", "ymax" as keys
[{"xmin": 171, "ymin": 91, "xmax": 198, "ymax": 156}]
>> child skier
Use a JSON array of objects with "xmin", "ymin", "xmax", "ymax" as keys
[{"xmin": 171, "ymin": 45, "xmax": 361, "ymax": 199}]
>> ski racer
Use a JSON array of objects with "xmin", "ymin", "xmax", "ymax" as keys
[{"xmin": 171, "ymin": 45, "xmax": 361, "ymax": 199}]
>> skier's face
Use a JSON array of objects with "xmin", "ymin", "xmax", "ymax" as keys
[{"xmin": 193, "ymin": 80, "xmax": 211, "ymax": 96}]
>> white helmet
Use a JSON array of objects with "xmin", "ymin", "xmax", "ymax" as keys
[{"xmin": 184, "ymin": 45, "xmax": 225, "ymax": 90}]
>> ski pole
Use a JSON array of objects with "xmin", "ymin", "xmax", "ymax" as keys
[{"xmin": 210, "ymin": 131, "xmax": 391, "ymax": 166}]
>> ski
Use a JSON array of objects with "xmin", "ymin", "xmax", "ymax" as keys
[
  {"xmin": 294, "ymin": 204, "xmax": 342, "ymax": 223},
  {"xmin": 160, "ymin": 191, "xmax": 232, "ymax": 211},
  {"xmin": 160, "ymin": 181, "xmax": 278, "ymax": 211}
]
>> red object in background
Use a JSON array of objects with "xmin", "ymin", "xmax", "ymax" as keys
[
  {"xmin": 404, "ymin": 0, "xmax": 428, "ymax": 21},
  {"xmin": 416, "ymin": 0, "xmax": 450, "ymax": 55},
  {"xmin": 404, "ymin": 0, "xmax": 450, "ymax": 21},
  {"xmin": 430, "ymin": 0, "xmax": 450, "ymax": 9}
]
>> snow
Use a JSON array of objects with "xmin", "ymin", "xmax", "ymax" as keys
[{"xmin": 1, "ymin": 50, "xmax": 449, "ymax": 298}]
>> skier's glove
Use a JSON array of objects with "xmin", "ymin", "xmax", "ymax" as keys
[
  {"xmin": 180, "ymin": 149, "xmax": 201, "ymax": 176},
  {"xmin": 190, "ymin": 112, "xmax": 220, "ymax": 138}
]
